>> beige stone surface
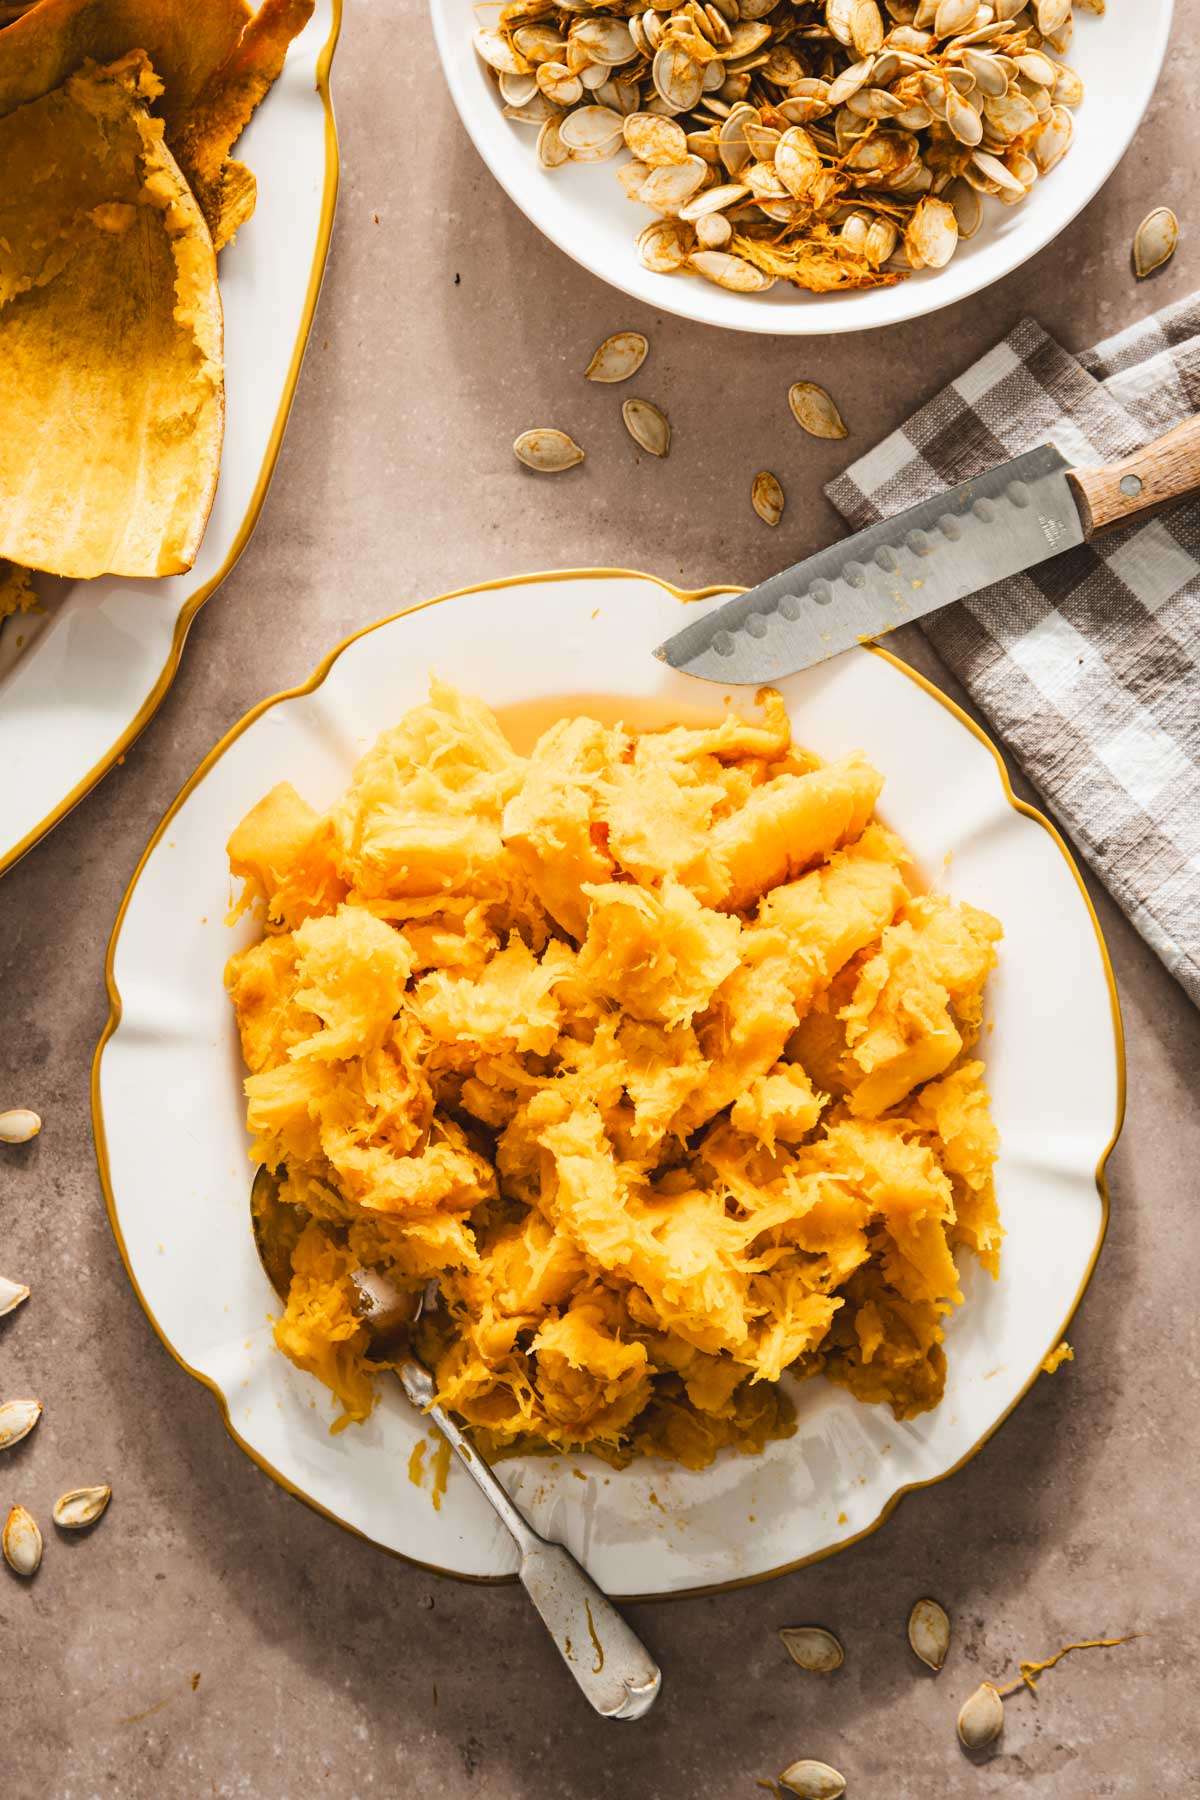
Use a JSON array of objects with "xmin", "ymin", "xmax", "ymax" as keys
[{"xmin": 2, "ymin": 3, "xmax": 1200, "ymax": 1795}]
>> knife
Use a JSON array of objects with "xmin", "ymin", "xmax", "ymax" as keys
[{"xmin": 655, "ymin": 414, "xmax": 1200, "ymax": 684}]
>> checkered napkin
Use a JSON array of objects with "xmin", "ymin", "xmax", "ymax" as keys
[{"xmin": 827, "ymin": 297, "xmax": 1200, "ymax": 1009}]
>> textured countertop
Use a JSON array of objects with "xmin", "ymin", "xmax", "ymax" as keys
[{"xmin": 2, "ymin": 4, "xmax": 1199, "ymax": 1795}]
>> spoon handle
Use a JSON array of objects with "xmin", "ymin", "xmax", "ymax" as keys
[
  {"xmin": 401, "ymin": 1366, "xmax": 661, "ymax": 1720},
  {"xmin": 517, "ymin": 1539, "xmax": 662, "ymax": 1722}
]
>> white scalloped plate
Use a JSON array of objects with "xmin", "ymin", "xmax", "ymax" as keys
[
  {"xmin": 429, "ymin": 0, "xmax": 1172, "ymax": 335},
  {"xmin": 0, "ymin": 0, "xmax": 341, "ymax": 878},
  {"xmin": 94, "ymin": 570, "xmax": 1122, "ymax": 1598}
]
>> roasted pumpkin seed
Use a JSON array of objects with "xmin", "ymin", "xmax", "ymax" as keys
[
  {"xmin": 1133, "ymin": 206, "xmax": 1178, "ymax": 279},
  {"xmin": 778, "ymin": 1624, "xmax": 842, "ymax": 1669},
  {"xmin": 777, "ymin": 1760, "xmax": 846, "ymax": 1799},
  {"xmin": 584, "ymin": 331, "xmax": 649, "ymax": 383},
  {"xmin": 0, "ymin": 1276, "xmax": 30, "ymax": 1318},
  {"xmin": 788, "ymin": 381, "xmax": 848, "ymax": 439},
  {"xmin": 905, "ymin": 195, "xmax": 958, "ymax": 269},
  {"xmin": 638, "ymin": 217, "xmax": 691, "ymax": 272},
  {"xmin": 957, "ymin": 1681, "xmax": 1005, "ymax": 1750},
  {"xmin": 558, "ymin": 105, "xmax": 623, "ymax": 153},
  {"xmin": 537, "ymin": 116, "xmax": 570, "ymax": 169},
  {"xmin": 908, "ymin": 1597, "xmax": 951, "ymax": 1670},
  {"xmin": 0, "ymin": 1397, "xmax": 42, "ymax": 1450},
  {"xmin": 0, "ymin": 1108, "xmax": 41, "ymax": 1144},
  {"xmin": 690, "ymin": 249, "xmax": 775, "ymax": 291},
  {"xmin": 2, "ymin": 1504, "xmax": 42, "ymax": 1577},
  {"xmin": 513, "ymin": 428, "xmax": 585, "ymax": 472},
  {"xmin": 52, "ymin": 1485, "xmax": 113, "ymax": 1530},
  {"xmin": 622, "ymin": 397, "xmax": 671, "ymax": 457},
  {"xmin": 624, "ymin": 111, "xmax": 688, "ymax": 167},
  {"xmin": 695, "ymin": 211, "xmax": 732, "ymax": 248}
]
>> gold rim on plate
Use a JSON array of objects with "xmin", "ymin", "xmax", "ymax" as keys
[
  {"xmin": 0, "ymin": 0, "xmax": 345, "ymax": 881},
  {"xmin": 91, "ymin": 567, "xmax": 1125, "ymax": 1601}
]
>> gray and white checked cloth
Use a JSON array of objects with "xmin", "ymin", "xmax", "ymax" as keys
[{"xmin": 827, "ymin": 296, "xmax": 1200, "ymax": 1008}]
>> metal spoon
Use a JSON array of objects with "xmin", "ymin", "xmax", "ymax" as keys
[{"xmin": 250, "ymin": 1168, "xmax": 662, "ymax": 1720}]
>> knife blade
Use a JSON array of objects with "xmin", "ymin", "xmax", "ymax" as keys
[{"xmin": 655, "ymin": 443, "xmax": 1085, "ymax": 685}]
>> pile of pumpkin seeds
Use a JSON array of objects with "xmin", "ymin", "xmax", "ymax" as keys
[{"xmin": 474, "ymin": 0, "xmax": 1097, "ymax": 298}]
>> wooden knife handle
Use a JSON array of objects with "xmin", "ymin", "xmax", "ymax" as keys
[{"xmin": 1067, "ymin": 412, "xmax": 1200, "ymax": 537}]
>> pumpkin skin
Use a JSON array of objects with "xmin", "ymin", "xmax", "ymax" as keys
[
  {"xmin": 0, "ymin": 1, "xmax": 314, "ymax": 584},
  {"xmin": 0, "ymin": 53, "xmax": 223, "ymax": 579}
]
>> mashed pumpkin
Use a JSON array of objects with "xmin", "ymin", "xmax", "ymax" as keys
[{"xmin": 226, "ymin": 683, "xmax": 1002, "ymax": 1469}]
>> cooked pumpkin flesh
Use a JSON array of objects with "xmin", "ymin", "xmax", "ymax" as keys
[
  {"xmin": 227, "ymin": 683, "xmax": 1003, "ymax": 1467},
  {"xmin": 0, "ymin": 53, "xmax": 223, "ymax": 579}
]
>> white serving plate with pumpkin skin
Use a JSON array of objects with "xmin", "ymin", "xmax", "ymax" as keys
[
  {"xmin": 0, "ymin": 0, "xmax": 341, "ymax": 879},
  {"xmin": 94, "ymin": 570, "xmax": 1123, "ymax": 1598},
  {"xmin": 429, "ymin": 0, "xmax": 1172, "ymax": 335}
]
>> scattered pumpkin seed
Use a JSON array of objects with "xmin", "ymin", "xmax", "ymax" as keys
[
  {"xmin": 2, "ymin": 1504, "xmax": 42, "ymax": 1577},
  {"xmin": 0, "ymin": 1108, "xmax": 41, "ymax": 1144},
  {"xmin": 1133, "ymin": 206, "xmax": 1178, "ymax": 279},
  {"xmin": 52, "ymin": 1485, "xmax": 113, "ymax": 1530},
  {"xmin": 0, "ymin": 1397, "xmax": 42, "ymax": 1450},
  {"xmin": 957, "ymin": 1681, "xmax": 1005, "ymax": 1750},
  {"xmin": 908, "ymin": 1597, "xmax": 951, "ymax": 1671},
  {"xmin": 752, "ymin": 471, "xmax": 788, "ymax": 525},
  {"xmin": 622, "ymin": 397, "xmax": 671, "ymax": 458},
  {"xmin": 513, "ymin": 428, "xmax": 585, "ymax": 473},
  {"xmin": 584, "ymin": 331, "xmax": 649, "ymax": 384},
  {"xmin": 788, "ymin": 382, "xmax": 848, "ymax": 440},
  {"xmin": 777, "ymin": 1760, "xmax": 846, "ymax": 1799},
  {"xmin": 0, "ymin": 1276, "xmax": 30, "ymax": 1318},
  {"xmin": 778, "ymin": 1625, "xmax": 842, "ymax": 1671}
]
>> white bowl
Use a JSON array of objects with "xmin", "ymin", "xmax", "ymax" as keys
[
  {"xmin": 94, "ymin": 570, "xmax": 1123, "ymax": 1598},
  {"xmin": 430, "ymin": 0, "xmax": 1172, "ymax": 335}
]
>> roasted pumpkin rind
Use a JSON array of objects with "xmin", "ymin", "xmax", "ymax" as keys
[
  {"xmin": 0, "ymin": 0, "xmax": 314, "ymax": 245},
  {"xmin": 0, "ymin": 53, "xmax": 223, "ymax": 579}
]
